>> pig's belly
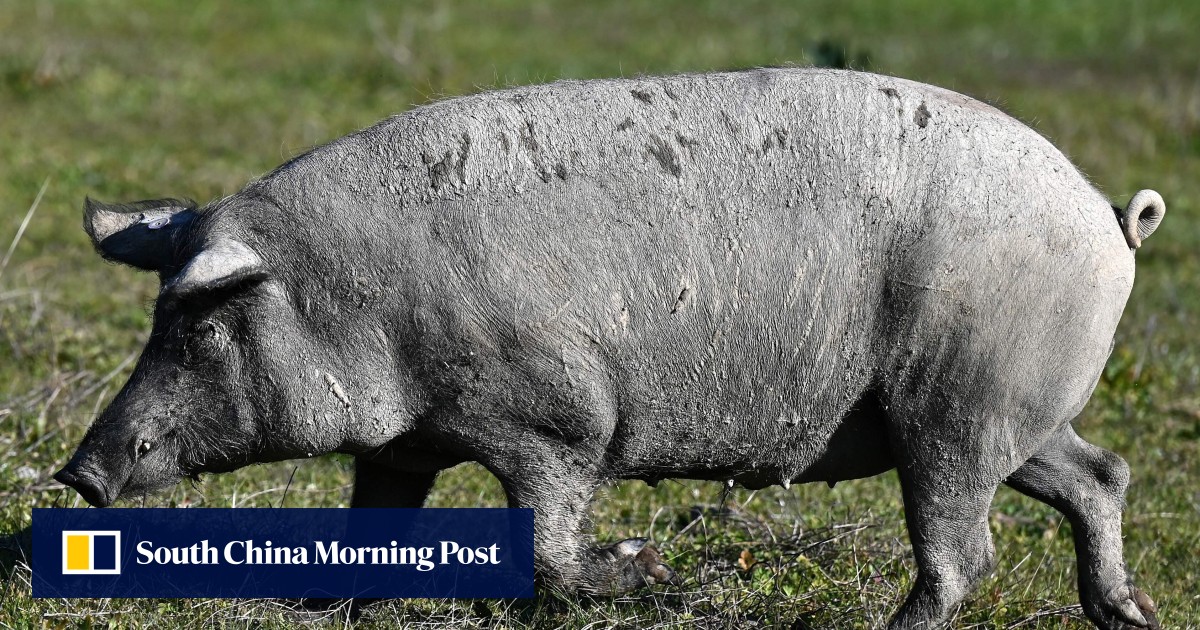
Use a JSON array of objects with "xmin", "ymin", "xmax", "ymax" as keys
[{"xmin": 598, "ymin": 341, "xmax": 895, "ymax": 487}]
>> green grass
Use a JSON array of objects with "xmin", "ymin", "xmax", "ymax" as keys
[{"xmin": 2, "ymin": 0, "xmax": 1198, "ymax": 627}]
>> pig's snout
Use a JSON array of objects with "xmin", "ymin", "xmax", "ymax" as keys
[
  {"xmin": 54, "ymin": 463, "xmax": 113, "ymax": 508},
  {"xmin": 54, "ymin": 430, "xmax": 146, "ymax": 507}
]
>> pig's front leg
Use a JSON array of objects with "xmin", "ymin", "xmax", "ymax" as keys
[
  {"xmin": 485, "ymin": 446, "xmax": 679, "ymax": 595},
  {"xmin": 350, "ymin": 458, "xmax": 439, "ymax": 508}
]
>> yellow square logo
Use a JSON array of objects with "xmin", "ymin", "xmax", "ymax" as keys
[{"xmin": 61, "ymin": 531, "xmax": 121, "ymax": 575}]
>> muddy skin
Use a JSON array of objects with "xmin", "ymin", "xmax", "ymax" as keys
[{"xmin": 58, "ymin": 68, "xmax": 1164, "ymax": 629}]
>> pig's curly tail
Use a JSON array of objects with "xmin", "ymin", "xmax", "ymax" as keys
[{"xmin": 1119, "ymin": 189, "xmax": 1165, "ymax": 249}]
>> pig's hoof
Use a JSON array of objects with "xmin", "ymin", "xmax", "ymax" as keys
[
  {"xmin": 1096, "ymin": 584, "xmax": 1159, "ymax": 630},
  {"xmin": 593, "ymin": 538, "xmax": 680, "ymax": 593}
]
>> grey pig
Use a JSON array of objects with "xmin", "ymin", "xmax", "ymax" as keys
[{"xmin": 56, "ymin": 68, "xmax": 1166, "ymax": 629}]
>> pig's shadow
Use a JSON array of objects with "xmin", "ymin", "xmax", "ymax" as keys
[{"xmin": 0, "ymin": 525, "xmax": 33, "ymax": 579}]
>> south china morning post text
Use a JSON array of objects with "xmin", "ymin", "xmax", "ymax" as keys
[
  {"xmin": 134, "ymin": 537, "xmax": 500, "ymax": 571},
  {"xmin": 32, "ymin": 508, "xmax": 534, "ymax": 598}
]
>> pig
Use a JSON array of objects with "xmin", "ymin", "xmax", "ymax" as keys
[{"xmin": 56, "ymin": 68, "xmax": 1164, "ymax": 629}]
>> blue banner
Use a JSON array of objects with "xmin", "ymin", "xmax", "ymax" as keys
[{"xmin": 32, "ymin": 508, "xmax": 534, "ymax": 598}]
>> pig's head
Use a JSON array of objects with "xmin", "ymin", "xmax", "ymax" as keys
[{"xmin": 55, "ymin": 196, "xmax": 380, "ymax": 507}]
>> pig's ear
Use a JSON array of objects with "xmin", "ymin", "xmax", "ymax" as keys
[
  {"xmin": 84, "ymin": 197, "xmax": 197, "ymax": 271},
  {"xmin": 162, "ymin": 239, "xmax": 268, "ymax": 301}
]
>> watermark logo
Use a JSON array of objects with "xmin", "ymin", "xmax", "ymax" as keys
[
  {"xmin": 61, "ymin": 530, "xmax": 121, "ymax": 575},
  {"xmin": 34, "ymin": 509, "xmax": 533, "ymax": 598}
]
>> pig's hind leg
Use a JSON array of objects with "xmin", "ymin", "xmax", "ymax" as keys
[
  {"xmin": 880, "ymin": 387, "xmax": 1014, "ymax": 628},
  {"xmin": 885, "ymin": 448, "xmax": 1001, "ymax": 629},
  {"xmin": 1005, "ymin": 423, "xmax": 1159, "ymax": 630}
]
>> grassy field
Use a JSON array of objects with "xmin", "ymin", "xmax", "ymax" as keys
[{"xmin": 1, "ymin": 0, "xmax": 1197, "ymax": 627}]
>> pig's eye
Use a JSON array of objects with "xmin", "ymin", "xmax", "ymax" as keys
[{"xmin": 183, "ymin": 320, "xmax": 226, "ymax": 365}]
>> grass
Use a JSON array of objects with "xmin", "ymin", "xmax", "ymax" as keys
[{"xmin": 1, "ymin": 0, "xmax": 1198, "ymax": 627}]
